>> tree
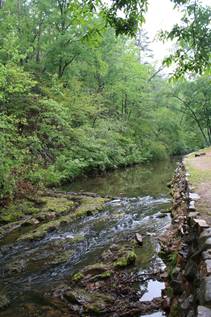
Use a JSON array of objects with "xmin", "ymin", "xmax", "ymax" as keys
[
  {"xmin": 162, "ymin": 0, "xmax": 211, "ymax": 76},
  {"xmin": 173, "ymin": 76, "xmax": 211, "ymax": 145}
]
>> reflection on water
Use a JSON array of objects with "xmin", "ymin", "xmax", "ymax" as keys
[
  {"xmin": 63, "ymin": 158, "xmax": 178, "ymax": 197},
  {"xmin": 140, "ymin": 279, "xmax": 165, "ymax": 301}
]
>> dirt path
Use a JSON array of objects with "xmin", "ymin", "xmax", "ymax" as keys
[{"xmin": 184, "ymin": 148, "xmax": 211, "ymax": 225}]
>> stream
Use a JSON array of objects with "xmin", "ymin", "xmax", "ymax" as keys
[{"xmin": 0, "ymin": 159, "xmax": 177, "ymax": 317}]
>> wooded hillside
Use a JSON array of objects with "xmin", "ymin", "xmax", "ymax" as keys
[{"xmin": 0, "ymin": 0, "xmax": 210, "ymax": 203}]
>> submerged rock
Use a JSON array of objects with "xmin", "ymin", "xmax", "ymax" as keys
[
  {"xmin": 0, "ymin": 293, "xmax": 10, "ymax": 310},
  {"xmin": 81, "ymin": 263, "xmax": 109, "ymax": 276},
  {"xmin": 72, "ymin": 263, "xmax": 113, "ymax": 285},
  {"xmin": 49, "ymin": 249, "xmax": 74, "ymax": 265},
  {"xmin": 5, "ymin": 258, "xmax": 26, "ymax": 275},
  {"xmin": 135, "ymin": 233, "xmax": 143, "ymax": 246},
  {"xmin": 63, "ymin": 288, "xmax": 113, "ymax": 313}
]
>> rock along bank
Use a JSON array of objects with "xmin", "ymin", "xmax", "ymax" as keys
[{"xmin": 160, "ymin": 153, "xmax": 211, "ymax": 317}]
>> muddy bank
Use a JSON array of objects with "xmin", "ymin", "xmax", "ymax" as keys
[{"xmin": 160, "ymin": 162, "xmax": 211, "ymax": 316}]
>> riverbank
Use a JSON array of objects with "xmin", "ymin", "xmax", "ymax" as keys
[{"xmin": 160, "ymin": 149, "xmax": 211, "ymax": 316}]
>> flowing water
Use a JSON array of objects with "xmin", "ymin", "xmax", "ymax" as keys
[{"xmin": 0, "ymin": 159, "xmax": 177, "ymax": 316}]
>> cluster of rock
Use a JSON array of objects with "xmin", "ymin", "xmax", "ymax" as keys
[
  {"xmin": 160, "ymin": 162, "xmax": 211, "ymax": 317},
  {"xmin": 49, "ymin": 240, "xmax": 163, "ymax": 317}
]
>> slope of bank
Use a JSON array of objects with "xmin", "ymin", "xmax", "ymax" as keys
[{"xmin": 160, "ymin": 149, "xmax": 211, "ymax": 317}]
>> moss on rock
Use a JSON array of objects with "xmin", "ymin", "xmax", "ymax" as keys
[
  {"xmin": 49, "ymin": 249, "xmax": 74, "ymax": 265},
  {"xmin": 75, "ymin": 196, "xmax": 108, "ymax": 216},
  {"xmin": 0, "ymin": 200, "xmax": 39, "ymax": 224},
  {"xmin": 17, "ymin": 195, "xmax": 108, "ymax": 241},
  {"xmin": 40, "ymin": 196, "xmax": 75, "ymax": 213},
  {"xmin": 114, "ymin": 250, "xmax": 136, "ymax": 268},
  {"xmin": 72, "ymin": 272, "xmax": 84, "ymax": 282}
]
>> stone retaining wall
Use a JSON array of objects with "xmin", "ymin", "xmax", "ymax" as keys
[{"xmin": 161, "ymin": 162, "xmax": 211, "ymax": 317}]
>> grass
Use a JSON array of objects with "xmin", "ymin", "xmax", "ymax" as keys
[
  {"xmin": 184, "ymin": 147, "xmax": 211, "ymax": 217},
  {"xmin": 185, "ymin": 162, "xmax": 211, "ymax": 186},
  {"xmin": 184, "ymin": 147, "xmax": 211, "ymax": 187}
]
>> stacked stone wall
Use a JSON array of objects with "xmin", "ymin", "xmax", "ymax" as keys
[{"xmin": 161, "ymin": 162, "xmax": 211, "ymax": 317}]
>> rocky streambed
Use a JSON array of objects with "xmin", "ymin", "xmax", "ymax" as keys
[{"xmin": 0, "ymin": 160, "xmax": 177, "ymax": 317}]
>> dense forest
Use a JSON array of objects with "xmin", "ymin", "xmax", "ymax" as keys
[{"xmin": 0, "ymin": 0, "xmax": 210, "ymax": 203}]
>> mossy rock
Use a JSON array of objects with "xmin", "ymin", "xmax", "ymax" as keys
[
  {"xmin": 18, "ymin": 219, "xmax": 62, "ymax": 241},
  {"xmin": 64, "ymin": 288, "xmax": 113, "ymax": 313},
  {"xmin": 97, "ymin": 271, "xmax": 112, "ymax": 279},
  {"xmin": 81, "ymin": 263, "xmax": 109, "ymax": 276},
  {"xmin": 72, "ymin": 272, "xmax": 84, "ymax": 282},
  {"xmin": 72, "ymin": 264, "xmax": 112, "ymax": 283},
  {"xmin": 75, "ymin": 196, "xmax": 108, "ymax": 216},
  {"xmin": 0, "ymin": 200, "xmax": 39, "ymax": 224},
  {"xmin": 40, "ymin": 196, "xmax": 75, "ymax": 213},
  {"xmin": 0, "ymin": 195, "xmax": 73, "ymax": 225},
  {"xmin": 0, "ymin": 293, "xmax": 10, "ymax": 310},
  {"xmin": 0, "ymin": 193, "xmax": 108, "ymax": 230},
  {"xmin": 114, "ymin": 251, "xmax": 136, "ymax": 268},
  {"xmin": 0, "ymin": 211, "xmax": 24, "ymax": 223},
  {"xmin": 49, "ymin": 249, "xmax": 74, "ymax": 265},
  {"xmin": 18, "ymin": 196, "xmax": 107, "ymax": 241},
  {"xmin": 0, "ymin": 195, "xmax": 76, "ymax": 225},
  {"xmin": 5, "ymin": 258, "xmax": 26, "ymax": 275}
]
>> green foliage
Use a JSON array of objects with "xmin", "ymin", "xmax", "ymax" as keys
[
  {"xmin": 0, "ymin": 63, "xmax": 34, "ymax": 102},
  {"xmin": 0, "ymin": 115, "xmax": 26, "ymax": 199},
  {"xmin": 162, "ymin": 1, "xmax": 211, "ymax": 76},
  {"xmin": 0, "ymin": 0, "xmax": 207, "ymax": 202},
  {"xmin": 173, "ymin": 76, "xmax": 211, "ymax": 146}
]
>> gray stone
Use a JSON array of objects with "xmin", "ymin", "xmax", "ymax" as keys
[
  {"xmin": 205, "ymin": 260, "xmax": 211, "ymax": 274},
  {"xmin": 189, "ymin": 200, "xmax": 196, "ymax": 211},
  {"xmin": 203, "ymin": 276, "xmax": 211, "ymax": 304},
  {"xmin": 189, "ymin": 211, "xmax": 199, "ymax": 217},
  {"xmin": 24, "ymin": 218, "xmax": 40, "ymax": 226},
  {"xmin": 189, "ymin": 192, "xmax": 200, "ymax": 201},
  {"xmin": 204, "ymin": 239, "xmax": 211, "ymax": 251},
  {"xmin": 194, "ymin": 218, "xmax": 209, "ymax": 229},
  {"xmin": 135, "ymin": 233, "xmax": 143, "ymax": 245},
  {"xmin": 202, "ymin": 250, "xmax": 211, "ymax": 260},
  {"xmin": 197, "ymin": 305, "xmax": 211, "ymax": 317},
  {"xmin": 200, "ymin": 229, "xmax": 211, "ymax": 242},
  {"xmin": 181, "ymin": 295, "xmax": 193, "ymax": 310}
]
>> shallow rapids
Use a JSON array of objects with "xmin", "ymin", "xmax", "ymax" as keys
[{"xmin": 0, "ymin": 158, "xmax": 177, "ymax": 317}]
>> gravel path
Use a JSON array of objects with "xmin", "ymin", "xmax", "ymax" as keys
[{"xmin": 185, "ymin": 148, "xmax": 211, "ymax": 225}]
